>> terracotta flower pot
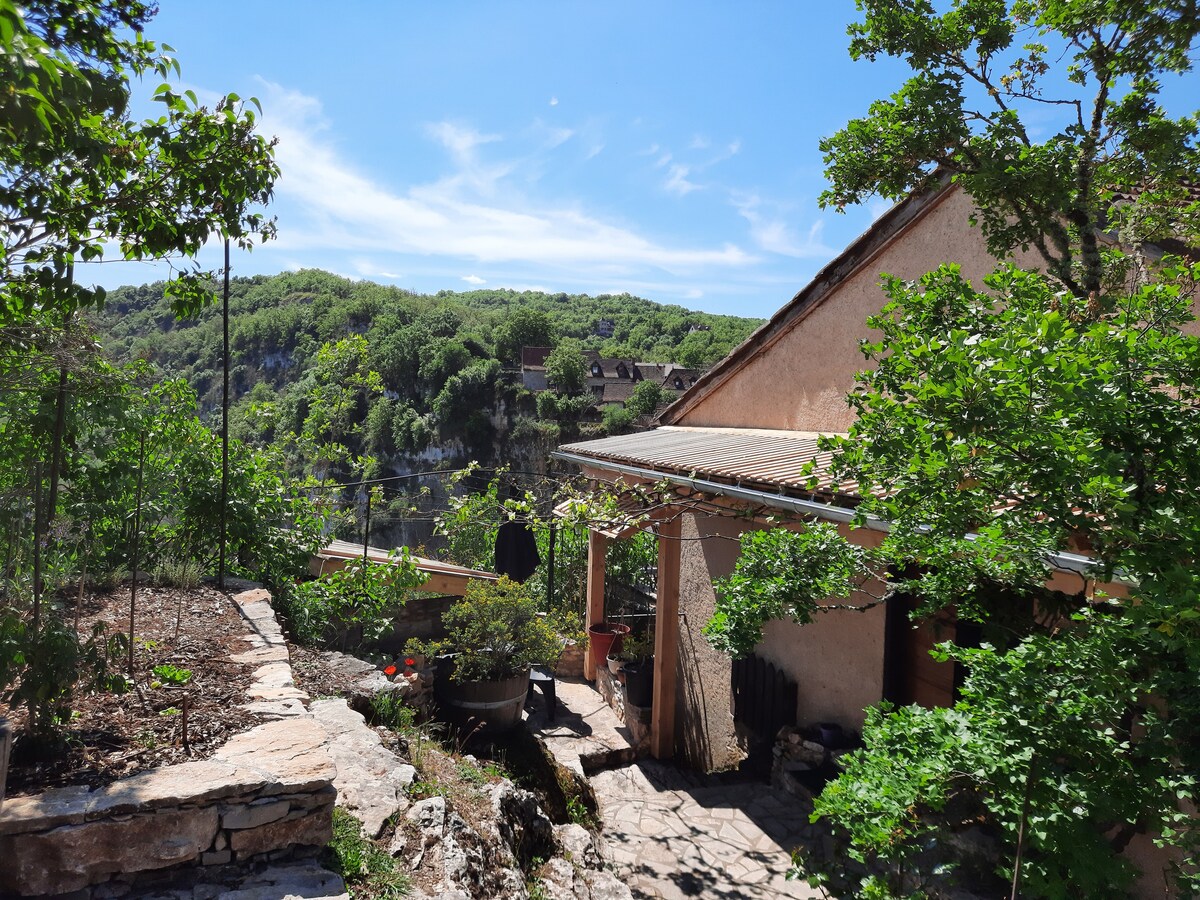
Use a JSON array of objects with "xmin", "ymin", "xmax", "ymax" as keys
[{"xmin": 588, "ymin": 622, "xmax": 630, "ymax": 668}]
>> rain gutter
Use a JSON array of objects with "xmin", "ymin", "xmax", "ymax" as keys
[{"xmin": 550, "ymin": 449, "xmax": 1104, "ymax": 579}]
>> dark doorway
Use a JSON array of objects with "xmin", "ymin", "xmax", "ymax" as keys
[{"xmin": 883, "ymin": 592, "xmax": 960, "ymax": 709}]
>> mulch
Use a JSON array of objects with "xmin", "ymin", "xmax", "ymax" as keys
[{"xmin": 2, "ymin": 583, "xmax": 265, "ymax": 797}]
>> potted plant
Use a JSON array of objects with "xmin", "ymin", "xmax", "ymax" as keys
[
  {"xmin": 606, "ymin": 629, "xmax": 650, "ymax": 676},
  {"xmin": 621, "ymin": 632, "xmax": 656, "ymax": 709},
  {"xmin": 587, "ymin": 621, "xmax": 630, "ymax": 668},
  {"xmin": 410, "ymin": 577, "xmax": 561, "ymax": 733}
]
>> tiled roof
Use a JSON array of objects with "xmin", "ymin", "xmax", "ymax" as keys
[
  {"xmin": 599, "ymin": 382, "xmax": 639, "ymax": 403},
  {"xmin": 521, "ymin": 346, "xmax": 553, "ymax": 369},
  {"xmin": 557, "ymin": 426, "xmax": 857, "ymax": 498}
]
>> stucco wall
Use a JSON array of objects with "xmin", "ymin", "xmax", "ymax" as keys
[
  {"xmin": 674, "ymin": 511, "xmax": 890, "ymax": 770},
  {"xmin": 757, "ymin": 603, "xmax": 886, "ymax": 734},
  {"xmin": 675, "ymin": 511, "xmax": 750, "ymax": 772},
  {"xmin": 678, "ymin": 188, "xmax": 1043, "ymax": 432}
]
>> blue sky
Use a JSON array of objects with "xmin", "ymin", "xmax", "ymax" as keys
[{"xmin": 80, "ymin": 3, "xmax": 1190, "ymax": 319}]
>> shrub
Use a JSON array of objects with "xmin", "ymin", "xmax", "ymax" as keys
[
  {"xmin": 411, "ymin": 577, "xmax": 561, "ymax": 683},
  {"xmin": 283, "ymin": 551, "xmax": 422, "ymax": 647}
]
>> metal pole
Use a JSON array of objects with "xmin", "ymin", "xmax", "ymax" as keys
[
  {"xmin": 128, "ymin": 429, "xmax": 147, "ymax": 678},
  {"xmin": 546, "ymin": 519, "xmax": 556, "ymax": 610},
  {"xmin": 218, "ymin": 239, "xmax": 230, "ymax": 589},
  {"xmin": 362, "ymin": 489, "xmax": 372, "ymax": 565}
]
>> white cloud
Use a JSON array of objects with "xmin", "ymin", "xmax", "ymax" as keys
[
  {"xmin": 349, "ymin": 257, "xmax": 404, "ymax": 280},
  {"xmin": 257, "ymin": 81, "xmax": 755, "ymax": 276},
  {"xmin": 424, "ymin": 121, "xmax": 501, "ymax": 161},
  {"xmin": 664, "ymin": 164, "xmax": 701, "ymax": 196},
  {"xmin": 731, "ymin": 192, "xmax": 834, "ymax": 258},
  {"xmin": 584, "ymin": 143, "xmax": 604, "ymax": 160},
  {"xmin": 689, "ymin": 135, "xmax": 710, "ymax": 150},
  {"xmin": 462, "ymin": 274, "xmax": 486, "ymax": 285},
  {"xmin": 542, "ymin": 126, "xmax": 574, "ymax": 149},
  {"xmin": 549, "ymin": 96, "xmax": 559, "ymax": 106}
]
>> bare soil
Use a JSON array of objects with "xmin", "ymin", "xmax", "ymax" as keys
[{"xmin": 2, "ymin": 583, "xmax": 264, "ymax": 797}]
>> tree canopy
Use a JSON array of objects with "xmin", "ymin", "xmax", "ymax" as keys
[
  {"xmin": 1, "ymin": 0, "xmax": 278, "ymax": 323},
  {"xmin": 544, "ymin": 338, "xmax": 588, "ymax": 395},
  {"xmin": 819, "ymin": 0, "xmax": 1200, "ymax": 299}
]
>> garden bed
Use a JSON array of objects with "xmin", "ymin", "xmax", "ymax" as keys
[{"xmin": 2, "ymin": 583, "xmax": 265, "ymax": 797}]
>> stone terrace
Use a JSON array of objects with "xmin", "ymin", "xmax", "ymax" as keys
[{"xmin": 526, "ymin": 677, "xmax": 822, "ymax": 900}]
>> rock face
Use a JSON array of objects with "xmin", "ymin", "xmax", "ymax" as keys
[
  {"xmin": 309, "ymin": 698, "xmax": 415, "ymax": 837},
  {"xmin": 389, "ymin": 775, "xmax": 629, "ymax": 900},
  {"xmin": 490, "ymin": 782, "xmax": 556, "ymax": 869}
]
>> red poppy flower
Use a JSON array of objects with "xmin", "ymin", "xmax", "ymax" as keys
[
  {"xmin": 405, "ymin": 657, "xmax": 416, "ymax": 667},
  {"xmin": 383, "ymin": 664, "xmax": 397, "ymax": 676}
]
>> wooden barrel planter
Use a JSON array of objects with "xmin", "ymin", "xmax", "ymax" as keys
[
  {"xmin": 435, "ymin": 669, "xmax": 531, "ymax": 734},
  {"xmin": 588, "ymin": 622, "xmax": 630, "ymax": 668}
]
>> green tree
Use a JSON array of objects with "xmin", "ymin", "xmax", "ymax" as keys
[
  {"xmin": 705, "ymin": 3, "xmax": 1200, "ymax": 895},
  {"xmin": 625, "ymin": 380, "xmax": 667, "ymax": 419},
  {"xmin": 494, "ymin": 307, "xmax": 553, "ymax": 364},
  {"xmin": 600, "ymin": 404, "xmax": 633, "ymax": 434},
  {"xmin": 544, "ymin": 339, "xmax": 588, "ymax": 395},
  {"xmin": 1, "ymin": 0, "xmax": 278, "ymax": 322},
  {"xmin": 819, "ymin": 0, "xmax": 1200, "ymax": 301}
]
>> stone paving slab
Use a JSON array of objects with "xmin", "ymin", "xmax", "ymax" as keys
[
  {"xmin": 524, "ymin": 677, "xmax": 639, "ymax": 779},
  {"xmin": 528, "ymin": 676, "xmax": 822, "ymax": 899},
  {"xmin": 590, "ymin": 760, "xmax": 823, "ymax": 900},
  {"xmin": 309, "ymin": 698, "xmax": 416, "ymax": 838}
]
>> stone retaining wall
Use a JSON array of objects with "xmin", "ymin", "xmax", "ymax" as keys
[
  {"xmin": 595, "ymin": 666, "xmax": 651, "ymax": 754},
  {"xmin": 0, "ymin": 589, "xmax": 338, "ymax": 897}
]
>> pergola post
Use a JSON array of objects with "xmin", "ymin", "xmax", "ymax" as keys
[
  {"xmin": 651, "ymin": 514, "xmax": 680, "ymax": 759},
  {"xmin": 584, "ymin": 529, "xmax": 608, "ymax": 682}
]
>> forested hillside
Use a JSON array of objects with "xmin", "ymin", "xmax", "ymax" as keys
[{"xmin": 90, "ymin": 269, "xmax": 762, "ymax": 485}]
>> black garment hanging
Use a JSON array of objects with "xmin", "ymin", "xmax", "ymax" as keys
[{"xmin": 494, "ymin": 519, "xmax": 540, "ymax": 583}]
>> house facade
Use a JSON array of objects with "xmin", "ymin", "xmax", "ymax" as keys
[{"xmin": 550, "ymin": 176, "xmax": 1190, "ymax": 895}]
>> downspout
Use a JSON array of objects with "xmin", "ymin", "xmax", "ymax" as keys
[{"xmin": 550, "ymin": 449, "xmax": 1103, "ymax": 579}]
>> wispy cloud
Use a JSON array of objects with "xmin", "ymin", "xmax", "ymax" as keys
[
  {"xmin": 462, "ymin": 274, "xmax": 486, "ymax": 285},
  {"xmin": 424, "ymin": 121, "xmax": 501, "ymax": 162},
  {"xmin": 664, "ymin": 164, "xmax": 701, "ymax": 196},
  {"xmin": 549, "ymin": 96, "xmax": 559, "ymax": 107},
  {"xmin": 731, "ymin": 191, "xmax": 834, "ymax": 258},
  {"xmin": 651, "ymin": 137, "xmax": 740, "ymax": 196},
  {"xmin": 258, "ymin": 81, "xmax": 755, "ymax": 276}
]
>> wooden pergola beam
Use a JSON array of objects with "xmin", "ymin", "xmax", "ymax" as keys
[
  {"xmin": 651, "ymin": 513, "xmax": 681, "ymax": 759},
  {"xmin": 584, "ymin": 529, "xmax": 608, "ymax": 682}
]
